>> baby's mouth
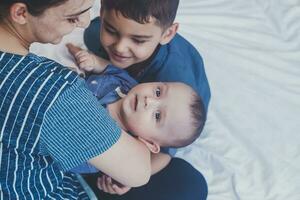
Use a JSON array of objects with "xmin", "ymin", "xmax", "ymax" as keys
[{"xmin": 134, "ymin": 95, "xmax": 138, "ymax": 111}]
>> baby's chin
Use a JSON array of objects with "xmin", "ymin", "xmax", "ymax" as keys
[
  {"xmin": 119, "ymin": 118, "xmax": 132, "ymax": 134},
  {"xmin": 126, "ymin": 127, "xmax": 137, "ymax": 137},
  {"xmin": 125, "ymin": 125, "xmax": 140, "ymax": 138}
]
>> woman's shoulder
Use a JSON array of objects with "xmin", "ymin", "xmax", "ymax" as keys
[
  {"xmin": 0, "ymin": 51, "xmax": 82, "ymax": 135},
  {"xmin": 0, "ymin": 51, "xmax": 67, "ymax": 69},
  {"xmin": 0, "ymin": 51, "xmax": 78, "ymax": 86}
]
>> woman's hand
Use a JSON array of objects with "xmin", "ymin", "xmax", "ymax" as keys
[{"xmin": 97, "ymin": 174, "xmax": 131, "ymax": 195}]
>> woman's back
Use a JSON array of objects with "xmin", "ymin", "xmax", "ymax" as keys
[{"xmin": 0, "ymin": 52, "xmax": 90, "ymax": 199}]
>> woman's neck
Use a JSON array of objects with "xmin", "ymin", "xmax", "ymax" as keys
[
  {"xmin": 107, "ymin": 99, "xmax": 128, "ymax": 131},
  {"xmin": 0, "ymin": 21, "xmax": 30, "ymax": 55}
]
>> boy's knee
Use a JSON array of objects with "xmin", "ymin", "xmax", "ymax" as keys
[{"xmin": 169, "ymin": 158, "xmax": 208, "ymax": 200}]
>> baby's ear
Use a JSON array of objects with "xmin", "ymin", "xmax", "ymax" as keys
[
  {"xmin": 138, "ymin": 137, "xmax": 160, "ymax": 154},
  {"xmin": 159, "ymin": 23, "xmax": 179, "ymax": 45}
]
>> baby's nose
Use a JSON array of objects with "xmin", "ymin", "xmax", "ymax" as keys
[{"xmin": 144, "ymin": 96, "xmax": 159, "ymax": 108}]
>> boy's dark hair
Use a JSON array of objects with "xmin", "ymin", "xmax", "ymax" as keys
[
  {"xmin": 102, "ymin": 0, "xmax": 180, "ymax": 29},
  {"xmin": 0, "ymin": 0, "xmax": 67, "ymax": 21},
  {"xmin": 172, "ymin": 92, "xmax": 206, "ymax": 148}
]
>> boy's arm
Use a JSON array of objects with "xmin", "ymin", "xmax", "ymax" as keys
[{"xmin": 89, "ymin": 130, "xmax": 151, "ymax": 187}]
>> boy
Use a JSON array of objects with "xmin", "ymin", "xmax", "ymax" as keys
[
  {"xmin": 84, "ymin": 0, "xmax": 211, "ymax": 111},
  {"xmin": 81, "ymin": 0, "xmax": 210, "ymax": 198},
  {"xmin": 67, "ymin": 44, "xmax": 205, "ymax": 175}
]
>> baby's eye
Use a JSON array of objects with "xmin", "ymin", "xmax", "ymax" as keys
[
  {"xmin": 67, "ymin": 17, "xmax": 79, "ymax": 24},
  {"xmin": 155, "ymin": 87, "xmax": 161, "ymax": 97},
  {"xmin": 155, "ymin": 111, "xmax": 161, "ymax": 122}
]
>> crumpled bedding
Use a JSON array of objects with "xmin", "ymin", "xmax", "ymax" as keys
[{"xmin": 31, "ymin": 0, "xmax": 300, "ymax": 199}]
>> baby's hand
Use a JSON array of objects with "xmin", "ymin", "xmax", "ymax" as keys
[
  {"xmin": 66, "ymin": 43, "xmax": 109, "ymax": 74},
  {"xmin": 97, "ymin": 174, "xmax": 131, "ymax": 195}
]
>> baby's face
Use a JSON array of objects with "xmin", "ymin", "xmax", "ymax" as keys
[{"xmin": 120, "ymin": 82, "xmax": 194, "ymax": 145}]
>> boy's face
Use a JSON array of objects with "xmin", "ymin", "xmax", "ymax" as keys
[
  {"xmin": 120, "ymin": 82, "xmax": 194, "ymax": 146},
  {"xmin": 100, "ymin": 9, "xmax": 167, "ymax": 69}
]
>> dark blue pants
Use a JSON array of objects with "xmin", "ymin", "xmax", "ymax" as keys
[{"xmin": 83, "ymin": 158, "xmax": 208, "ymax": 200}]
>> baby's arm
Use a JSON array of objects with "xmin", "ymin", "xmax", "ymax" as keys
[{"xmin": 66, "ymin": 43, "xmax": 110, "ymax": 75}]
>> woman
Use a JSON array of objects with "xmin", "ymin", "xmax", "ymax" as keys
[{"xmin": 0, "ymin": 0, "xmax": 151, "ymax": 199}]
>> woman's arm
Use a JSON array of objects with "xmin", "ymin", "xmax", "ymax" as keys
[
  {"xmin": 41, "ymin": 78, "xmax": 151, "ymax": 188},
  {"xmin": 150, "ymin": 152, "xmax": 172, "ymax": 175},
  {"xmin": 94, "ymin": 151, "xmax": 171, "ymax": 196},
  {"xmin": 89, "ymin": 130, "xmax": 151, "ymax": 187}
]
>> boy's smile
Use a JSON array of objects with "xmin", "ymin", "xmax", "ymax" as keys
[
  {"xmin": 100, "ymin": 9, "xmax": 168, "ymax": 69},
  {"xmin": 110, "ymin": 50, "xmax": 132, "ymax": 63}
]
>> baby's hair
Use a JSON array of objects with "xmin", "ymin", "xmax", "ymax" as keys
[
  {"xmin": 0, "ymin": 0, "xmax": 68, "ymax": 21},
  {"xmin": 101, "ymin": 0, "xmax": 180, "ymax": 29},
  {"xmin": 188, "ymin": 92, "xmax": 207, "ymax": 144},
  {"xmin": 170, "ymin": 91, "xmax": 206, "ymax": 148}
]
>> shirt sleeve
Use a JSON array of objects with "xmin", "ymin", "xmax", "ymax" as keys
[
  {"xmin": 40, "ymin": 78, "xmax": 121, "ymax": 171},
  {"xmin": 86, "ymin": 65, "xmax": 138, "ymax": 105}
]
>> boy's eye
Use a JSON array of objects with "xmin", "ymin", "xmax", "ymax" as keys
[
  {"xmin": 155, "ymin": 111, "xmax": 161, "ymax": 122},
  {"xmin": 67, "ymin": 18, "xmax": 79, "ymax": 24},
  {"xmin": 104, "ymin": 27, "xmax": 117, "ymax": 35},
  {"xmin": 155, "ymin": 87, "xmax": 161, "ymax": 97}
]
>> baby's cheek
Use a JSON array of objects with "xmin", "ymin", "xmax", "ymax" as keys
[{"xmin": 128, "ymin": 124, "xmax": 143, "ymax": 137}]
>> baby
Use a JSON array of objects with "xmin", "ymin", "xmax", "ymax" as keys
[{"xmin": 67, "ymin": 43, "xmax": 206, "ymax": 191}]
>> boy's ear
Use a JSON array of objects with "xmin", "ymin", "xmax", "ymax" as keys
[
  {"xmin": 138, "ymin": 137, "xmax": 160, "ymax": 154},
  {"xmin": 159, "ymin": 23, "xmax": 179, "ymax": 45},
  {"xmin": 9, "ymin": 3, "xmax": 28, "ymax": 25}
]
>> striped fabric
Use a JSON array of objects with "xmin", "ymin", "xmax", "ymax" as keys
[{"xmin": 0, "ymin": 52, "xmax": 119, "ymax": 199}]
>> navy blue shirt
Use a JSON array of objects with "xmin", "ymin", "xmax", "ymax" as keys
[{"xmin": 84, "ymin": 17, "xmax": 211, "ymax": 112}]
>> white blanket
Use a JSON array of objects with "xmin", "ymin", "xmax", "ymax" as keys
[{"xmin": 31, "ymin": 0, "xmax": 300, "ymax": 199}]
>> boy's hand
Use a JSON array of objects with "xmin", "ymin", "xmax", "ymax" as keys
[
  {"xmin": 97, "ymin": 174, "xmax": 131, "ymax": 195},
  {"xmin": 66, "ymin": 43, "xmax": 110, "ymax": 74}
]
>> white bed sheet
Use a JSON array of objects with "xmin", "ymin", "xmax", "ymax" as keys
[{"xmin": 31, "ymin": 0, "xmax": 300, "ymax": 199}]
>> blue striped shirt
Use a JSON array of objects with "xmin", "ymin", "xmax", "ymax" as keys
[{"xmin": 0, "ymin": 52, "xmax": 121, "ymax": 199}]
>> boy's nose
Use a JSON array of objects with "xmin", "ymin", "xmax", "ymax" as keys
[{"xmin": 114, "ymin": 38, "xmax": 129, "ymax": 53}]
